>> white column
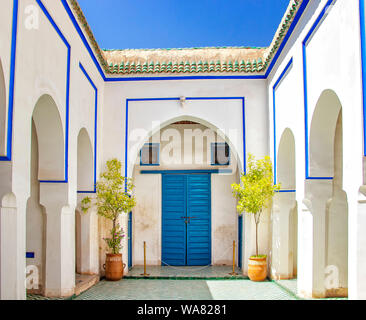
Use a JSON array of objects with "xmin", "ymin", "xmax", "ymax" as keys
[
  {"xmin": 297, "ymin": 198, "xmax": 313, "ymax": 298},
  {"xmin": 298, "ymin": 179, "xmax": 333, "ymax": 298},
  {"xmin": 350, "ymin": 187, "xmax": 366, "ymax": 299},
  {"xmin": 78, "ymin": 202, "xmax": 99, "ymax": 275},
  {"xmin": 271, "ymin": 193, "xmax": 296, "ymax": 280},
  {"xmin": 0, "ymin": 192, "xmax": 26, "ymax": 300},
  {"xmin": 40, "ymin": 183, "xmax": 75, "ymax": 297}
]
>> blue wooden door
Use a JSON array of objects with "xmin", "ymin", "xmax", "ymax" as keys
[
  {"xmin": 162, "ymin": 174, "xmax": 187, "ymax": 266},
  {"xmin": 186, "ymin": 174, "xmax": 211, "ymax": 266},
  {"xmin": 162, "ymin": 173, "xmax": 211, "ymax": 266}
]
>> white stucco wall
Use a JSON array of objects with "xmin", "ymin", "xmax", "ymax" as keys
[{"xmin": 267, "ymin": 0, "xmax": 364, "ymax": 298}]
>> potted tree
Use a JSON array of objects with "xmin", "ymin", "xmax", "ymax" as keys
[
  {"xmin": 82, "ymin": 158, "xmax": 136, "ymax": 281},
  {"xmin": 231, "ymin": 153, "xmax": 280, "ymax": 281}
]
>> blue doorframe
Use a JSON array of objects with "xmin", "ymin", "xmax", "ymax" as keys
[
  {"xmin": 128, "ymin": 211, "xmax": 132, "ymax": 269},
  {"xmin": 238, "ymin": 215, "xmax": 243, "ymax": 269},
  {"xmin": 162, "ymin": 173, "xmax": 211, "ymax": 266}
]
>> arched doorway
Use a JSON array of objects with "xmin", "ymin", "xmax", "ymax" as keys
[
  {"xmin": 129, "ymin": 117, "xmax": 241, "ymax": 270},
  {"xmin": 26, "ymin": 94, "xmax": 73, "ymax": 297},
  {"xmin": 304, "ymin": 89, "xmax": 348, "ymax": 298},
  {"xmin": 271, "ymin": 128, "xmax": 297, "ymax": 280},
  {"xmin": 75, "ymin": 128, "xmax": 94, "ymax": 277},
  {"xmin": 77, "ymin": 128, "xmax": 94, "ymax": 192},
  {"xmin": 75, "ymin": 128, "xmax": 98, "ymax": 281}
]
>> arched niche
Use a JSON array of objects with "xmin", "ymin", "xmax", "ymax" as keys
[
  {"xmin": 77, "ymin": 128, "xmax": 93, "ymax": 191},
  {"xmin": 32, "ymin": 94, "xmax": 65, "ymax": 181},
  {"xmin": 277, "ymin": 128, "xmax": 296, "ymax": 189},
  {"xmin": 309, "ymin": 89, "xmax": 342, "ymax": 178}
]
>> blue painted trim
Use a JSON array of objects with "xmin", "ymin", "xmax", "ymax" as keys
[
  {"xmin": 265, "ymin": 0, "xmax": 309, "ymax": 77},
  {"xmin": 26, "ymin": 252, "xmax": 35, "ymax": 259},
  {"xmin": 124, "ymin": 99, "xmax": 129, "ymax": 180},
  {"xmin": 107, "ymin": 75, "xmax": 266, "ymax": 82},
  {"xmin": 360, "ymin": 0, "xmax": 366, "ymax": 156},
  {"xmin": 77, "ymin": 63, "xmax": 98, "ymax": 194},
  {"xmin": 0, "ymin": 0, "xmax": 18, "ymax": 161},
  {"xmin": 242, "ymin": 97, "xmax": 246, "ymax": 173},
  {"xmin": 302, "ymin": 0, "xmax": 336, "ymax": 180},
  {"xmin": 60, "ymin": 0, "xmax": 310, "ymax": 82},
  {"xmin": 36, "ymin": 0, "xmax": 71, "ymax": 183},
  {"xmin": 210, "ymin": 142, "xmax": 230, "ymax": 166},
  {"xmin": 128, "ymin": 97, "xmax": 179, "ymax": 102},
  {"xmin": 141, "ymin": 169, "xmax": 233, "ymax": 175},
  {"xmin": 140, "ymin": 143, "xmax": 160, "ymax": 166},
  {"xmin": 276, "ymin": 190, "xmax": 296, "ymax": 193},
  {"xmin": 125, "ymin": 97, "xmax": 246, "ymax": 179},
  {"xmin": 272, "ymin": 58, "xmax": 293, "ymax": 185},
  {"xmin": 61, "ymin": 0, "xmax": 106, "ymax": 80}
]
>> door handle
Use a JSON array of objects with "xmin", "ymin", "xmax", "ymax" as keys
[
  {"xmin": 186, "ymin": 216, "xmax": 198, "ymax": 224},
  {"xmin": 181, "ymin": 216, "xmax": 189, "ymax": 224}
]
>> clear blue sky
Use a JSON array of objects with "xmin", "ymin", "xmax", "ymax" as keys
[{"xmin": 77, "ymin": 0, "xmax": 290, "ymax": 50}]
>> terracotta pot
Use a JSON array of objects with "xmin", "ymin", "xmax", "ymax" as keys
[
  {"xmin": 104, "ymin": 253, "xmax": 126, "ymax": 281},
  {"xmin": 248, "ymin": 256, "xmax": 267, "ymax": 281}
]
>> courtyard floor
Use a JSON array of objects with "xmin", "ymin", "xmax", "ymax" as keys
[
  {"xmin": 27, "ymin": 266, "xmax": 347, "ymax": 300},
  {"xmin": 73, "ymin": 278, "xmax": 297, "ymax": 300}
]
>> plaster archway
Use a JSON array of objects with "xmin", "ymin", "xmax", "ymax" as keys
[
  {"xmin": 128, "ymin": 117, "xmax": 241, "ymax": 269},
  {"xmin": 32, "ymin": 94, "xmax": 64, "ymax": 181},
  {"xmin": 309, "ymin": 90, "xmax": 342, "ymax": 178},
  {"xmin": 271, "ymin": 128, "xmax": 297, "ymax": 280},
  {"xmin": 75, "ymin": 128, "xmax": 98, "ymax": 277},
  {"xmin": 77, "ymin": 128, "xmax": 94, "ymax": 192},
  {"xmin": 303, "ymin": 89, "xmax": 348, "ymax": 298},
  {"xmin": 28, "ymin": 94, "xmax": 73, "ymax": 297}
]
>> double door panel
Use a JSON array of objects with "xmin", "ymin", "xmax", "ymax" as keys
[{"xmin": 162, "ymin": 174, "xmax": 211, "ymax": 266}]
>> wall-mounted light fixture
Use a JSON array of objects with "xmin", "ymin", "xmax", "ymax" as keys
[{"xmin": 180, "ymin": 96, "xmax": 186, "ymax": 108}]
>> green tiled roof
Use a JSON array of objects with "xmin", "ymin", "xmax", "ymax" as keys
[
  {"xmin": 105, "ymin": 58, "xmax": 264, "ymax": 74},
  {"xmin": 69, "ymin": 0, "xmax": 304, "ymax": 75}
]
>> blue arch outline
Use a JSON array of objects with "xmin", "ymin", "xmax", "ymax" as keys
[
  {"xmin": 360, "ymin": 0, "xmax": 366, "ymax": 157},
  {"xmin": 124, "ymin": 97, "xmax": 246, "ymax": 179},
  {"xmin": 0, "ymin": 0, "xmax": 18, "ymax": 161}
]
